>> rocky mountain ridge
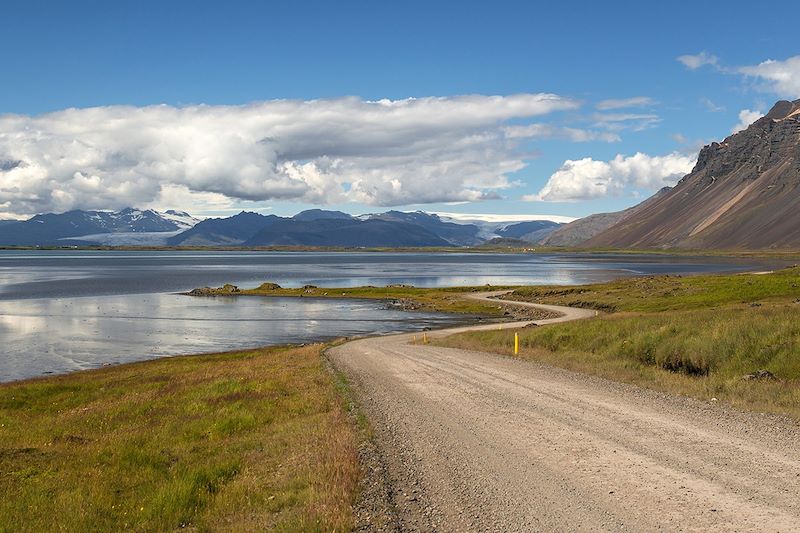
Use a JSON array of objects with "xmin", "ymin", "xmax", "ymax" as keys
[{"xmin": 585, "ymin": 99, "xmax": 800, "ymax": 249}]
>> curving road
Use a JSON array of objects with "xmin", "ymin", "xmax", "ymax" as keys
[{"xmin": 328, "ymin": 293, "xmax": 800, "ymax": 532}]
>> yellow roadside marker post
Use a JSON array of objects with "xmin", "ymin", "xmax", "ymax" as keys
[
  {"xmin": 423, "ymin": 332, "xmax": 428, "ymax": 344},
  {"xmin": 514, "ymin": 332, "xmax": 519, "ymax": 355}
]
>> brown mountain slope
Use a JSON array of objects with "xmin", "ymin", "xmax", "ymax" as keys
[
  {"xmin": 541, "ymin": 187, "xmax": 670, "ymax": 246},
  {"xmin": 586, "ymin": 99, "xmax": 800, "ymax": 250}
]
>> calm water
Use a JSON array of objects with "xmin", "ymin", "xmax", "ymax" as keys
[{"xmin": 0, "ymin": 251, "xmax": 779, "ymax": 382}]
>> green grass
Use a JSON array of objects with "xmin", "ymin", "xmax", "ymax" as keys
[
  {"xmin": 505, "ymin": 267, "xmax": 800, "ymax": 312},
  {"xmin": 438, "ymin": 268, "xmax": 800, "ymax": 419},
  {"xmin": 0, "ymin": 345, "xmax": 360, "ymax": 532}
]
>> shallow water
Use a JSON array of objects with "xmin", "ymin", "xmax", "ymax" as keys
[
  {"xmin": 0, "ymin": 250, "xmax": 780, "ymax": 382},
  {"xmin": 0, "ymin": 294, "xmax": 466, "ymax": 382}
]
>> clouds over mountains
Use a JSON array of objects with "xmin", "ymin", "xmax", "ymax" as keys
[
  {"xmin": 528, "ymin": 152, "xmax": 696, "ymax": 202},
  {"xmin": 0, "ymin": 94, "xmax": 592, "ymax": 216}
]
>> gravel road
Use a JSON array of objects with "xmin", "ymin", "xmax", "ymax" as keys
[{"xmin": 327, "ymin": 293, "xmax": 800, "ymax": 532}]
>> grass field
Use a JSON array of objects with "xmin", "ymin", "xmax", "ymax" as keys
[
  {"xmin": 0, "ymin": 345, "xmax": 360, "ymax": 532},
  {"xmin": 438, "ymin": 268, "xmax": 800, "ymax": 419}
]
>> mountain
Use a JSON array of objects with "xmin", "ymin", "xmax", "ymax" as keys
[
  {"xmin": 243, "ymin": 218, "xmax": 450, "ymax": 247},
  {"xmin": 541, "ymin": 187, "xmax": 671, "ymax": 247},
  {"xmin": 587, "ymin": 99, "xmax": 800, "ymax": 249},
  {"xmin": 292, "ymin": 209, "xmax": 354, "ymax": 221},
  {"xmin": 495, "ymin": 220, "xmax": 562, "ymax": 243},
  {"xmin": 167, "ymin": 211, "xmax": 280, "ymax": 246},
  {"xmin": 0, "ymin": 208, "xmax": 199, "ymax": 246},
  {"xmin": 365, "ymin": 211, "xmax": 482, "ymax": 246},
  {"xmin": 0, "ymin": 206, "xmax": 571, "ymax": 248}
]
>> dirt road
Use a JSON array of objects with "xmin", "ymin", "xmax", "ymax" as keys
[{"xmin": 327, "ymin": 293, "xmax": 800, "ymax": 531}]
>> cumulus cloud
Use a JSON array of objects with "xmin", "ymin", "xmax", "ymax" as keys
[
  {"xmin": 730, "ymin": 109, "xmax": 764, "ymax": 133},
  {"xmin": 737, "ymin": 56, "xmax": 800, "ymax": 97},
  {"xmin": 525, "ymin": 152, "xmax": 696, "ymax": 202},
  {"xmin": 677, "ymin": 51, "xmax": 719, "ymax": 70},
  {"xmin": 595, "ymin": 96, "xmax": 656, "ymax": 110},
  {"xmin": 0, "ymin": 94, "xmax": 579, "ymax": 216}
]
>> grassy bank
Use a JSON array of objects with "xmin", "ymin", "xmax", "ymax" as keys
[
  {"xmin": 0, "ymin": 345, "xmax": 360, "ymax": 532},
  {"xmin": 437, "ymin": 268, "xmax": 800, "ymax": 419}
]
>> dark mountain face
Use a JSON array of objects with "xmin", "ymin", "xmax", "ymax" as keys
[
  {"xmin": 587, "ymin": 99, "xmax": 800, "ymax": 250},
  {"xmin": 367, "ymin": 211, "xmax": 482, "ymax": 246},
  {"xmin": 0, "ymin": 208, "xmax": 190, "ymax": 246},
  {"xmin": 243, "ymin": 218, "xmax": 450, "ymax": 247},
  {"xmin": 495, "ymin": 220, "xmax": 562, "ymax": 243},
  {"xmin": 292, "ymin": 209, "xmax": 354, "ymax": 221},
  {"xmin": 167, "ymin": 212, "xmax": 279, "ymax": 246}
]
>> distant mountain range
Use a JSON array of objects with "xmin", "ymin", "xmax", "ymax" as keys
[
  {"xmin": 0, "ymin": 207, "xmax": 563, "ymax": 247},
  {"xmin": 0, "ymin": 208, "xmax": 199, "ymax": 246}
]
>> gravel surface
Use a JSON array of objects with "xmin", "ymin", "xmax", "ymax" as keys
[{"xmin": 328, "ymin": 293, "xmax": 800, "ymax": 532}]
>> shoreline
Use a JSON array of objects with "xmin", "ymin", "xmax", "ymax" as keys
[{"xmin": 2, "ymin": 245, "xmax": 800, "ymax": 261}]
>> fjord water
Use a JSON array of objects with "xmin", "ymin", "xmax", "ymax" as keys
[{"xmin": 0, "ymin": 250, "xmax": 776, "ymax": 381}]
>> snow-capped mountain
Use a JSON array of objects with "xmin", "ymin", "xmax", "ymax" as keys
[
  {"xmin": 0, "ymin": 208, "xmax": 200, "ymax": 246},
  {"xmin": 433, "ymin": 212, "xmax": 574, "ymax": 242}
]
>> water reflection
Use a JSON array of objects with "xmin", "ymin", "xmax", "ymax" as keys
[
  {"xmin": 0, "ymin": 250, "xmax": 778, "ymax": 301},
  {"xmin": 0, "ymin": 294, "xmax": 465, "ymax": 382}
]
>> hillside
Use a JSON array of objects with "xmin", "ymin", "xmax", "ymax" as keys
[
  {"xmin": 167, "ymin": 212, "xmax": 280, "ymax": 246},
  {"xmin": 542, "ymin": 187, "xmax": 670, "ymax": 247},
  {"xmin": 587, "ymin": 99, "xmax": 800, "ymax": 249},
  {"xmin": 243, "ymin": 218, "xmax": 450, "ymax": 247}
]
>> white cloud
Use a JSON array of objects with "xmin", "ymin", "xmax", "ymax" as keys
[
  {"xmin": 700, "ymin": 97, "xmax": 725, "ymax": 112},
  {"xmin": 730, "ymin": 109, "xmax": 763, "ymax": 133},
  {"xmin": 526, "ymin": 152, "xmax": 696, "ymax": 202},
  {"xmin": 595, "ymin": 96, "xmax": 656, "ymax": 110},
  {"xmin": 434, "ymin": 211, "xmax": 576, "ymax": 224},
  {"xmin": 591, "ymin": 113, "xmax": 661, "ymax": 132},
  {"xmin": 503, "ymin": 123, "xmax": 620, "ymax": 142},
  {"xmin": 738, "ymin": 56, "xmax": 800, "ymax": 97},
  {"xmin": 0, "ymin": 94, "xmax": 579, "ymax": 216},
  {"xmin": 677, "ymin": 51, "xmax": 719, "ymax": 70}
]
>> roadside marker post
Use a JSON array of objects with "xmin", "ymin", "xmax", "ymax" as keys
[
  {"xmin": 514, "ymin": 332, "xmax": 519, "ymax": 355},
  {"xmin": 423, "ymin": 332, "xmax": 428, "ymax": 344}
]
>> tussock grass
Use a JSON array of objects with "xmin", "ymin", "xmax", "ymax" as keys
[
  {"xmin": 0, "ymin": 345, "xmax": 359, "ymax": 532},
  {"xmin": 438, "ymin": 268, "xmax": 800, "ymax": 419}
]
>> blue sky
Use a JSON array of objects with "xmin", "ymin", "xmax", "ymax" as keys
[{"xmin": 1, "ymin": 0, "xmax": 798, "ymax": 219}]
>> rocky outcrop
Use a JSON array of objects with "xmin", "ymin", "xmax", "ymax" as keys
[{"xmin": 187, "ymin": 284, "xmax": 241, "ymax": 296}]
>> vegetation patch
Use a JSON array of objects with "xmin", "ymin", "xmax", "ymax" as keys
[
  {"xmin": 0, "ymin": 345, "xmax": 360, "ymax": 532},
  {"xmin": 504, "ymin": 267, "xmax": 800, "ymax": 312},
  {"xmin": 437, "ymin": 268, "xmax": 800, "ymax": 419},
  {"xmin": 187, "ymin": 283, "xmax": 523, "ymax": 317}
]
